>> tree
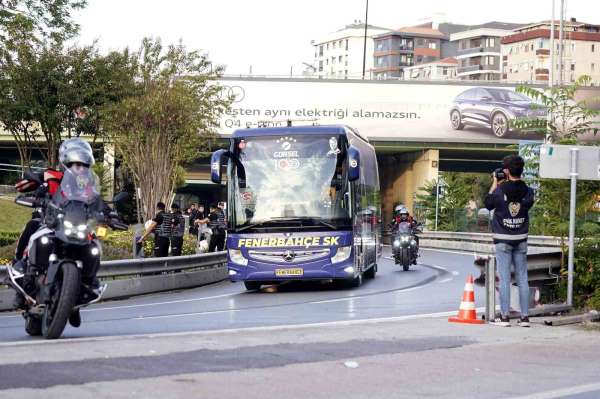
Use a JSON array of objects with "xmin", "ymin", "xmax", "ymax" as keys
[
  {"xmin": 415, "ymin": 172, "xmax": 490, "ymax": 231},
  {"xmin": 104, "ymin": 38, "xmax": 231, "ymax": 221},
  {"xmin": 513, "ymin": 75, "xmax": 600, "ymax": 142},
  {"xmin": 0, "ymin": 0, "xmax": 86, "ymax": 49},
  {"xmin": 0, "ymin": 41, "xmax": 137, "ymax": 168},
  {"xmin": 514, "ymin": 75, "xmax": 600, "ymax": 308}
]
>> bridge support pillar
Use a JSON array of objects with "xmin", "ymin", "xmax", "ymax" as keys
[{"xmin": 379, "ymin": 149, "xmax": 439, "ymax": 226}]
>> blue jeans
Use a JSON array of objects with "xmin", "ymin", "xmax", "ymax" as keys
[{"xmin": 495, "ymin": 241, "xmax": 529, "ymax": 317}]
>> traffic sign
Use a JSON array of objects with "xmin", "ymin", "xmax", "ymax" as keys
[{"xmin": 539, "ymin": 144, "xmax": 600, "ymax": 181}]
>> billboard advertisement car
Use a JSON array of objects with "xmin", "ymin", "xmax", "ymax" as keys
[{"xmin": 216, "ymin": 78, "xmax": 551, "ymax": 143}]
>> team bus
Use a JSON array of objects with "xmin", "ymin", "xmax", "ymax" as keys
[{"xmin": 211, "ymin": 125, "xmax": 381, "ymax": 290}]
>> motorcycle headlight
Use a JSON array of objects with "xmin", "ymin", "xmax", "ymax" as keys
[
  {"xmin": 63, "ymin": 220, "xmax": 73, "ymax": 229},
  {"xmin": 228, "ymin": 249, "xmax": 248, "ymax": 266},
  {"xmin": 331, "ymin": 246, "xmax": 352, "ymax": 264},
  {"xmin": 393, "ymin": 240, "xmax": 400, "ymax": 247},
  {"xmin": 401, "ymin": 236, "xmax": 410, "ymax": 242},
  {"xmin": 410, "ymin": 240, "xmax": 417, "ymax": 246}
]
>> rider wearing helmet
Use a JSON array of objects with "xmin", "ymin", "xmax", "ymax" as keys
[
  {"xmin": 390, "ymin": 205, "xmax": 416, "ymax": 231},
  {"xmin": 12, "ymin": 138, "xmax": 96, "ymax": 309}
]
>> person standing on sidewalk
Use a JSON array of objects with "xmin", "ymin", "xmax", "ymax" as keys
[
  {"xmin": 139, "ymin": 202, "xmax": 170, "ymax": 257},
  {"xmin": 485, "ymin": 155, "xmax": 535, "ymax": 327},
  {"xmin": 170, "ymin": 203, "xmax": 186, "ymax": 256}
]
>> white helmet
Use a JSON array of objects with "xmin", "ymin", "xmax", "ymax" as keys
[{"xmin": 59, "ymin": 138, "xmax": 95, "ymax": 168}]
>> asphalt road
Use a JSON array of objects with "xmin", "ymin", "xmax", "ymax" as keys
[
  {"xmin": 0, "ymin": 248, "xmax": 482, "ymax": 342},
  {"xmin": 1, "ymin": 248, "xmax": 599, "ymax": 398}
]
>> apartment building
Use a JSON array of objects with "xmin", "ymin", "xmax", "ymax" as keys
[
  {"xmin": 450, "ymin": 22, "xmax": 525, "ymax": 81},
  {"xmin": 313, "ymin": 22, "xmax": 390, "ymax": 79},
  {"xmin": 501, "ymin": 19, "xmax": 600, "ymax": 84},
  {"xmin": 403, "ymin": 57, "xmax": 457, "ymax": 80}
]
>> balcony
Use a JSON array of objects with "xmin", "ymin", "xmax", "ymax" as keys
[
  {"xmin": 457, "ymin": 64, "xmax": 483, "ymax": 74},
  {"xmin": 536, "ymin": 49, "xmax": 550, "ymax": 56},
  {"xmin": 457, "ymin": 46, "xmax": 498, "ymax": 56},
  {"xmin": 535, "ymin": 68, "xmax": 549, "ymax": 75}
]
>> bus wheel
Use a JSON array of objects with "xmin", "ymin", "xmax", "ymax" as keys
[
  {"xmin": 346, "ymin": 272, "xmax": 363, "ymax": 288},
  {"xmin": 364, "ymin": 264, "xmax": 377, "ymax": 279},
  {"xmin": 244, "ymin": 281, "xmax": 262, "ymax": 291}
]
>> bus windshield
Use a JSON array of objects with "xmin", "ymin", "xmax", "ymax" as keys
[{"xmin": 232, "ymin": 134, "xmax": 350, "ymax": 228}]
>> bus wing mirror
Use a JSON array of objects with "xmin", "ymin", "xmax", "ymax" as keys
[
  {"xmin": 210, "ymin": 149, "xmax": 227, "ymax": 184},
  {"xmin": 347, "ymin": 145, "xmax": 360, "ymax": 182}
]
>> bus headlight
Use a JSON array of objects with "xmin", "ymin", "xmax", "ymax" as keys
[
  {"xmin": 228, "ymin": 249, "xmax": 248, "ymax": 266},
  {"xmin": 393, "ymin": 240, "xmax": 400, "ymax": 247},
  {"xmin": 410, "ymin": 240, "xmax": 417, "ymax": 246},
  {"xmin": 331, "ymin": 246, "xmax": 352, "ymax": 264}
]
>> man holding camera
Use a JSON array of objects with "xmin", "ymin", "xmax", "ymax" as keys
[{"xmin": 485, "ymin": 155, "xmax": 535, "ymax": 327}]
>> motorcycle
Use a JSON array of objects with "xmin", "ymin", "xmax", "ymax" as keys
[
  {"xmin": 1, "ymin": 168, "xmax": 128, "ymax": 339},
  {"xmin": 392, "ymin": 222, "xmax": 420, "ymax": 271}
]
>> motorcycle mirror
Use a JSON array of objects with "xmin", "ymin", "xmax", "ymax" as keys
[{"xmin": 23, "ymin": 170, "xmax": 42, "ymax": 185}]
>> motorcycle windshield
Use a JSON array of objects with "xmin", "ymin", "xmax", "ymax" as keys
[
  {"xmin": 397, "ymin": 222, "xmax": 411, "ymax": 234},
  {"xmin": 55, "ymin": 168, "xmax": 101, "ymax": 205}
]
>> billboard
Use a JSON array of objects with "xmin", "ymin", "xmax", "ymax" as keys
[{"xmin": 216, "ymin": 78, "xmax": 550, "ymax": 144}]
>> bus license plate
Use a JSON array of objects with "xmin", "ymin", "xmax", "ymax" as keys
[{"xmin": 275, "ymin": 268, "xmax": 303, "ymax": 277}]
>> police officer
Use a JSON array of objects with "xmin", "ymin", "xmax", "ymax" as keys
[
  {"xmin": 139, "ymin": 202, "xmax": 170, "ymax": 257},
  {"xmin": 170, "ymin": 203, "xmax": 185, "ymax": 256},
  {"xmin": 199, "ymin": 203, "xmax": 225, "ymax": 252}
]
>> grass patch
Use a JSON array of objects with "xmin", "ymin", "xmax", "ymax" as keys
[{"xmin": 0, "ymin": 197, "xmax": 32, "ymax": 232}]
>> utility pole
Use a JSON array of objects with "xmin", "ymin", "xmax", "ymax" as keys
[
  {"xmin": 558, "ymin": 0, "xmax": 564, "ymax": 85},
  {"xmin": 550, "ymin": 0, "xmax": 555, "ymax": 88},
  {"xmin": 361, "ymin": 0, "xmax": 369, "ymax": 79}
]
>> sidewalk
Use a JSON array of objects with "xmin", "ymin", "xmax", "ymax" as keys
[{"xmin": 0, "ymin": 314, "xmax": 599, "ymax": 398}]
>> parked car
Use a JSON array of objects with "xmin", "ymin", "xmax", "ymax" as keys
[{"xmin": 449, "ymin": 87, "xmax": 546, "ymax": 138}]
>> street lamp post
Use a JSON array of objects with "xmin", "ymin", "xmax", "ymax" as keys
[{"xmin": 362, "ymin": 0, "xmax": 369, "ymax": 79}]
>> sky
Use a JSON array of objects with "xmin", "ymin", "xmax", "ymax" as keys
[{"xmin": 72, "ymin": 0, "xmax": 600, "ymax": 76}]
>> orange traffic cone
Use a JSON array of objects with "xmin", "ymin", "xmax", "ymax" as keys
[{"xmin": 448, "ymin": 274, "xmax": 484, "ymax": 324}]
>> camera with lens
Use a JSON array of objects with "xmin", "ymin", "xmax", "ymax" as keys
[{"xmin": 493, "ymin": 167, "xmax": 506, "ymax": 181}]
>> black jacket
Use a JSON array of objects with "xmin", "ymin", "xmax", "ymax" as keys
[{"xmin": 484, "ymin": 180, "xmax": 534, "ymax": 245}]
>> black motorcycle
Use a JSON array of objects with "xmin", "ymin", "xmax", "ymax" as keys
[
  {"xmin": 392, "ymin": 222, "xmax": 420, "ymax": 271},
  {"xmin": 2, "ymin": 169, "xmax": 127, "ymax": 339}
]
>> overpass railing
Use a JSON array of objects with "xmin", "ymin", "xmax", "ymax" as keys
[{"xmin": 0, "ymin": 251, "xmax": 228, "ymax": 312}]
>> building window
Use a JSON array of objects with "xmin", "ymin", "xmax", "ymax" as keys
[
  {"xmin": 338, "ymin": 55, "xmax": 343, "ymax": 63},
  {"xmin": 377, "ymin": 57, "xmax": 384, "ymax": 66},
  {"xmin": 319, "ymin": 45, "xmax": 323, "ymax": 56},
  {"xmin": 319, "ymin": 60, "xmax": 323, "ymax": 72},
  {"xmin": 339, "ymin": 40, "xmax": 342, "ymax": 47},
  {"xmin": 571, "ymin": 43, "xmax": 575, "ymax": 52},
  {"xmin": 376, "ymin": 41, "xmax": 383, "ymax": 51},
  {"xmin": 333, "ymin": 41, "xmax": 336, "ymax": 49},
  {"xmin": 485, "ymin": 37, "xmax": 495, "ymax": 47},
  {"xmin": 416, "ymin": 38, "xmax": 424, "ymax": 46},
  {"xmin": 345, "ymin": 55, "xmax": 348, "ymax": 66},
  {"xmin": 442, "ymin": 67, "xmax": 448, "ymax": 76},
  {"xmin": 592, "ymin": 44, "xmax": 596, "ymax": 52},
  {"xmin": 345, "ymin": 39, "xmax": 349, "ymax": 51},
  {"xmin": 429, "ymin": 41, "xmax": 437, "ymax": 49},
  {"xmin": 332, "ymin": 57, "xmax": 336, "ymax": 64},
  {"xmin": 326, "ymin": 59, "xmax": 329, "ymax": 66},
  {"xmin": 592, "ymin": 63, "xmax": 595, "ymax": 72},
  {"xmin": 345, "ymin": 70, "xmax": 348, "ymax": 78},
  {"xmin": 416, "ymin": 55, "xmax": 423, "ymax": 63},
  {"xmin": 571, "ymin": 63, "xmax": 575, "ymax": 71}
]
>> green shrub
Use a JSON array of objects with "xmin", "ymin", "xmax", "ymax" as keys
[
  {"xmin": 102, "ymin": 229, "xmax": 198, "ymax": 258},
  {"xmin": 0, "ymin": 231, "xmax": 20, "ymax": 247}
]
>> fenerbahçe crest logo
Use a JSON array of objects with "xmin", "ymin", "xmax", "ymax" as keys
[{"xmin": 509, "ymin": 202, "xmax": 521, "ymax": 217}]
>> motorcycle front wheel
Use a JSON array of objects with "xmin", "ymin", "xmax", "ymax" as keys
[
  {"xmin": 401, "ymin": 248, "xmax": 410, "ymax": 271},
  {"xmin": 42, "ymin": 262, "xmax": 80, "ymax": 339}
]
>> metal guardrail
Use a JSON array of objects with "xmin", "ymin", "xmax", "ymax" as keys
[{"xmin": 0, "ymin": 252, "xmax": 228, "ymax": 312}]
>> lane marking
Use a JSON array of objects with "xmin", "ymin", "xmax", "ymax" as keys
[
  {"xmin": 0, "ymin": 308, "xmax": 485, "ymax": 347},
  {"xmin": 510, "ymin": 382, "xmax": 600, "ymax": 399},
  {"xmin": 84, "ymin": 291, "xmax": 241, "ymax": 312}
]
